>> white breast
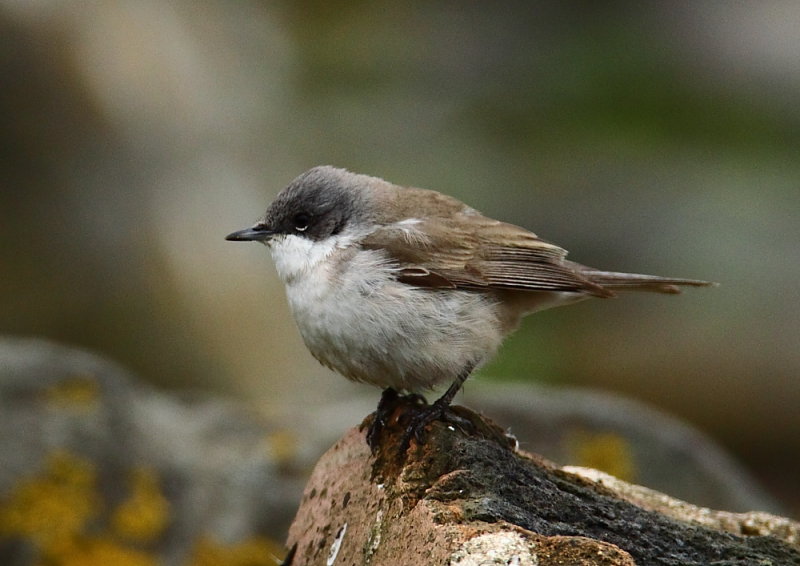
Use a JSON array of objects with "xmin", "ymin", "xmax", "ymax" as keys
[{"xmin": 267, "ymin": 233, "xmax": 503, "ymax": 392}]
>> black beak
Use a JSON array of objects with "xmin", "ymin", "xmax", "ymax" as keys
[{"xmin": 225, "ymin": 225, "xmax": 274, "ymax": 242}]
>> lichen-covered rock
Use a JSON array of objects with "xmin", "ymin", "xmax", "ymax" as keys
[
  {"xmin": 0, "ymin": 338, "xmax": 301, "ymax": 566},
  {"xmin": 3, "ymin": 338, "xmax": 794, "ymax": 565},
  {"xmin": 286, "ymin": 400, "xmax": 800, "ymax": 566}
]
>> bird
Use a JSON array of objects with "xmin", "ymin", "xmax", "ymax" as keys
[{"xmin": 226, "ymin": 165, "xmax": 713, "ymax": 450}]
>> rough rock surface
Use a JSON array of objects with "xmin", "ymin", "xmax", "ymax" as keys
[
  {"xmin": 462, "ymin": 384, "xmax": 782, "ymax": 514},
  {"xmin": 286, "ymin": 401, "xmax": 800, "ymax": 566}
]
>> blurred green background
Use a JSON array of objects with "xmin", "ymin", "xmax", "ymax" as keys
[{"xmin": 1, "ymin": 2, "xmax": 798, "ymax": 512}]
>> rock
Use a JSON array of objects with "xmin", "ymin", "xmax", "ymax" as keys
[
  {"xmin": 299, "ymin": 383, "xmax": 783, "ymax": 515},
  {"xmin": 3, "ymin": 338, "xmax": 795, "ymax": 565},
  {"xmin": 0, "ymin": 338, "xmax": 302, "ymax": 566},
  {"xmin": 462, "ymin": 383, "xmax": 782, "ymax": 514},
  {"xmin": 286, "ymin": 399, "xmax": 800, "ymax": 566}
]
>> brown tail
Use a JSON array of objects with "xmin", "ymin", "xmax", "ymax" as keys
[{"xmin": 580, "ymin": 269, "xmax": 716, "ymax": 295}]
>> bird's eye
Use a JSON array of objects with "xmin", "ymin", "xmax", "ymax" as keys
[{"xmin": 293, "ymin": 212, "xmax": 311, "ymax": 232}]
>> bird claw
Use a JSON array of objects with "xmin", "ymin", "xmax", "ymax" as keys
[
  {"xmin": 398, "ymin": 400, "xmax": 475, "ymax": 453},
  {"xmin": 367, "ymin": 388, "xmax": 476, "ymax": 454},
  {"xmin": 367, "ymin": 389, "xmax": 429, "ymax": 453},
  {"xmin": 398, "ymin": 402, "xmax": 445, "ymax": 452},
  {"xmin": 367, "ymin": 387, "xmax": 436, "ymax": 454}
]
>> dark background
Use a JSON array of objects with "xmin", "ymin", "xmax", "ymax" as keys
[{"xmin": 1, "ymin": 2, "xmax": 798, "ymax": 514}]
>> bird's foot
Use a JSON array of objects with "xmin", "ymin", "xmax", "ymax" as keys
[
  {"xmin": 366, "ymin": 388, "xmax": 427, "ymax": 453},
  {"xmin": 398, "ymin": 398, "xmax": 474, "ymax": 453}
]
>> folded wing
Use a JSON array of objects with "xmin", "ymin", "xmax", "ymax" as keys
[
  {"xmin": 362, "ymin": 214, "xmax": 611, "ymax": 296},
  {"xmin": 362, "ymin": 211, "xmax": 713, "ymax": 297}
]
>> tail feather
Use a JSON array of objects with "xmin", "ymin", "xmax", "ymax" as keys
[{"xmin": 580, "ymin": 269, "xmax": 715, "ymax": 295}]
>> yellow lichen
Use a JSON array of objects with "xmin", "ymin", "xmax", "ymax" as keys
[
  {"xmin": 567, "ymin": 430, "xmax": 636, "ymax": 482},
  {"xmin": 53, "ymin": 536, "xmax": 156, "ymax": 566},
  {"xmin": 0, "ymin": 452, "xmax": 98, "ymax": 554},
  {"xmin": 1, "ymin": 451, "xmax": 281, "ymax": 566},
  {"xmin": 0, "ymin": 453, "xmax": 165, "ymax": 566},
  {"xmin": 111, "ymin": 468, "xmax": 170, "ymax": 544},
  {"xmin": 265, "ymin": 429, "xmax": 297, "ymax": 466},
  {"xmin": 44, "ymin": 375, "xmax": 101, "ymax": 409},
  {"xmin": 189, "ymin": 535, "xmax": 286, "ymax": 566}
]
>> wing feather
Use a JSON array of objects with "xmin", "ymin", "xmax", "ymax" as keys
[{"xmin": 362, "ymin": 213, "xmax": 610, "ymax": 296}]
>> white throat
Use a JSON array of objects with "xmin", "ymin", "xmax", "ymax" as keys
[{"xmin": 268, "ymin": 233, "xmax": 352, "ymax": 284}]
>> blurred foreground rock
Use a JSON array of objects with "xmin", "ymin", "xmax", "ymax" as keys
[
  {"xmin": 1, "ymin": 338, "xmax": 791, "ymax": 565},
  {"xmin": 0, "ymin": 338, "xmax": 304, "ymax": 566},
  {"xmin": 287, "ymin": 401, "xmax": 800, "ymax": 565}
]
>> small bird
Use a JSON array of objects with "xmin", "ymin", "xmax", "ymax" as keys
[{"xmin": 227, "ymin": 166, "xmax": 712, "ymax": 449}]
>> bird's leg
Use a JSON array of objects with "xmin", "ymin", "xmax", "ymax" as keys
[
  {"xmin": 431, "ymin": 362, "xmax": 475, "ymax": 410},
  {"xmin": 399, "ymin": 363, "xmax": 476, "ymax": 452}
]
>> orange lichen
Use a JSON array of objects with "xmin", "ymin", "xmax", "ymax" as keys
[
  {"xmin": 189, "ymin": 535, "xmax": 286, "ymax": 566},
  {"xmin": 567, "ymin": 430, "xmax": 636, "ymax": 482},
  {"xmin": 111, "ymin": 468, "xmax": 170, "ymax": 544}
]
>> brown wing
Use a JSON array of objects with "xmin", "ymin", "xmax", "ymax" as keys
[{"xmin": 361, "ymin": 212, "xmax": 612, "ymax": 297}]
